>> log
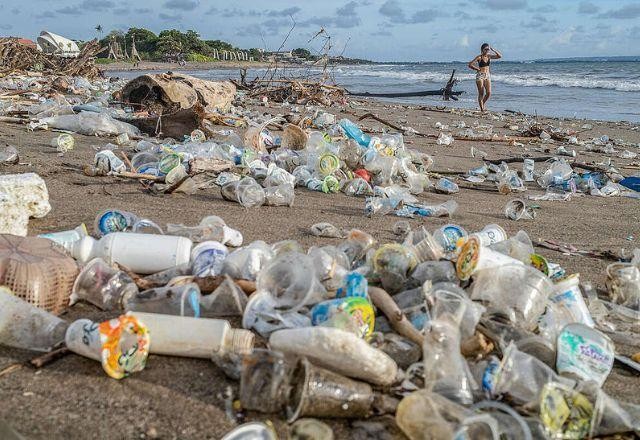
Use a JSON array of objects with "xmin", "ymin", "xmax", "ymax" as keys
[{"xmin": 368, "ymin": 286, "xmax": 424, "ymax": 346}]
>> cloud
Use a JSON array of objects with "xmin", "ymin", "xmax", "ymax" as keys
[
  {"xmin": 113, "ymin": 7, "xmax": 128, "ymax": 15},
  {"xmin": 598, "ymin": 4, "xmax": 640, "ymax": 19},
  {"xmin": 378, "ymin": 0, "xmax": 442, "ymax": 24},
  {"xmin": 551, "ymin": 26, "xmax": 578, "ymax": 45},
  {"xmin": 459, "ymin": 34, "xmax": 469, "ymax": 47},
  {"xmin": 159, "ymin": 12, "xmax": 182, "ymax": 21},
  {"xmin": 522, "ymin": 14, "xmax": 557, "ymax": 32},
  {"xmin": 80, "ymin": 0, "xmax": 115, "ymax": 11},
  {"xmin": 34, "ymin": 11, "xmax": 56, "ymax": 19},
  {"xmin": 134, "ymin": 8, "xmax": 152, "ymax": 14},
  {"xmin": 301, "ymin": 1, "xmax": 362, "ymax": 29},
  {"xmin": 454, "ymin": 10, "xmax": 472, "ymax": 20},
  {"xmin": 477, "ymin": 24, "xmax": 498, "ymax": 33},
  {"xmin": 0, "ymin": 24, "xmax": 13, "ymax": 30},
  {"xmin": 266, "ymin": 7, "xmax": 301, "ymax": 17},
  {"xmin": 56, "ymin": 6, "xmax": 82, "ymax": 15},
  {"xmin": 483, "ymin": 0, "xmax": 527, "ymax": 10},
  {"xmin": 529, "ymin": 5, "xmax": 556, "ymax": 13},
  {"xmin": 163, "ymin": 0, "xmax": 199, "ymax": 12},
  {"xmin": 11, "ymin": 8, "xmax": 20, "ymax": 15},
  {"xmin": 379, "ymin": 0, "xmax": 404, "ymax": 22},
  {"xmin": 578, "ymin": 1, "xmax": 599, "ymax": 14}
]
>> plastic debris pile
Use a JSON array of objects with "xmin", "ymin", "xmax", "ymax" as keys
[{"xmin": 2, "ymin": 204, "xmax": 640, "ymax": 438}]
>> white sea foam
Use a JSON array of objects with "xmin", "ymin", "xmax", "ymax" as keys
[{"xmin": 334, "ymin": 67, "xmax": 640, "ymax": 92}]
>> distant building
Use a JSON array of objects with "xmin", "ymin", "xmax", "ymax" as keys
[
  {"xmin": 36, "ymin": 31, "xmax": 80, "ymax": 58},
  {"xmin": 16, "ymin": 38, "xmax": 37, "ymax": 49}
]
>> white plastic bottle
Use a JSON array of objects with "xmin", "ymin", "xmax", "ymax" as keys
[
  {"xmin": 72, "ymin": 232, "xmax": 192, "ymax": 274},
  {"xmin": 130, "ymin": 312, "xmax": 254, "ymax": 358}
]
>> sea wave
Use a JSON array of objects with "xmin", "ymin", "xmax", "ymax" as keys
[{"xmin": 334, "ymin": 68, "xmax": 640, "ymax": 92}]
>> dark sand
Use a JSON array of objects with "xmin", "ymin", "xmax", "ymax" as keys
[{"xmin": 0, "ymin": 99, "xmax": 639, "ymax": 439}]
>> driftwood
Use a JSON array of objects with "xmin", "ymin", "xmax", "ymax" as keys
[
  {"xmin": 0, "ymin": 38, "xmax": 103, "ymax": 79},
  {"xmin": 235, "ymin": 74, "xmax": 346, "ymax": 106},
  {"xmin": 358, "ymin": 113, "xmax": 433, "ymax": 138},
  {"xmin": 368, "ymin": 286, "xmax": 423, "ymax": 346},
  {"xmin": 349, "ymin": 69, "xmax": 462, "ymax": 101}
]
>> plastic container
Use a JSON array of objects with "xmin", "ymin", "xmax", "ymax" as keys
[
  {"xmin": 456, "ymin": 236, "xmax": 523, "ymax": 281},
  {"xmin": 286, "ymin": 357, "xmax": 374, "ymax": 423},
  {"xmin": 256, "ymin": 252, "xmax": 326, "ymax": 311},
  {"xmin": 550, "ymin": 275, "xmax": 595, "ymax": 327},
  {"xmin": 239, "ymin": 349, "xmax": 294, "ymax": 413},
  {"xmin": 65, "ymin": 314, "xmax": 149, "ymax": 379},
  {"xmin": 72, "ymin": 232, "xmax": 192, "ymax": 275},
  {"xmin": 221, "ymin": 423, "xmax": 277, "ymax": 440},
  {"xmin": 269, "ymin": 327, "xmax": 398, "ymax": 386},
  {"xmin": 488, "ymin": 230, "xmax": 535, "ymax": 264},
  {"xmin": 265, "ymin": 183, "xmax": 295, "ymax": 207},
  {"xmin": 471, "ymin": 264, "xmax": 553, "ymax": 330},
  {"xmin": 433, "ymin": 224, "xmax": 467, "ymax": 253},
  {"xmin": 191, "ymin": 241, "xmax": 228, "ymax": 278},
  {"xmin": 38, "ymin": 224, "xmax": 88, "ymax": 253},
  {"xmin": 339, "ymin": 119, "xmax": 371, "ymax": 147},
  {"xmin": 0, "ymin": 234, "xmax": 79, "ymax": 314},
  {"xmin": 200, "ymin": 275, "xmax": 248, "ymax": 318},
  {"xmin": 0, "ymin": 287, "xmax": 68, "ymax": 352},
  {"xmin": 71, "ymin": 258, "xmax": 138, "ymax": 310},
  {"xmin": 51, "ymin": 134, "xmax": 75, "ymax": 152},
  {"xmin": 310, "ymin": 297, "xmax": 375, "ymax": 338},
  {"xmin": 124, "ymin": 283, "xmax": 201, "ymax": 317},
  {"xmin": 504, "ymin": 199, "xmax": 535, "ymax": 221},
  {"xmin": 94, "ymin": 209, "xmax": 138, "ymax": 237},
  {"xmin": 470, "ymin": 224, "xmax": 507, "ymax": 247},
  {"xmin": 221, "ymin": 177, "xmax": 265, "ymax": 208},
  {"xmin": 556, "ymin": 323, "xmax": 614, "ymax": 386},
  {"xmin": 130, "ymin": 312, "xmax": 254, "ymax": 358},
  {"xmin": 242, "ymin": 290, "xmax": 311, "ymax": 338}
]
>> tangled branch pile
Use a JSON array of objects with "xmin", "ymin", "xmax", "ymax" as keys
[
  {"xmin": 234, "ymin": 77, "xmax": 346, "ymax": 106},
  {"xmin": 0, "ymin": 39, "xmax": 104, "ymax": 79}
]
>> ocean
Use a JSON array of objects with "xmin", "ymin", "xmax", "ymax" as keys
[{"xmin": 112, "ymin": 59, "xmax": 640, "ymax": 122}]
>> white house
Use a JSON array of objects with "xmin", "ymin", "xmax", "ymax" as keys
[{"xmin": 36, "ymin": 31, "xmax": 80, "ymax": 58}]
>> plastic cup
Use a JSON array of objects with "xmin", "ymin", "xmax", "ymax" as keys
[
  {"xmin": 94, "ymin": 209, "xmax": 137, "ymax": 237},
  {"xmin": 0, "ymin": 287, "xmax": 68, "ymax": 352},
  {"xmin": 221, "ymin": 177, "xmax": 265, "ymax": 208},
  {"xmin": 239, "ymin": 349, "xmax": 294, "ymax": 413},
  {"xmin": 124, "ymin": 283, "xmax": 201, "ymax": 317},
  {"xmin": 131, "ymin": 152, "xmax": 158, "ymax": 172},
  {"xmin": 456, "ymin": 236, "xmax": 523, "ymax": 281},
  {"xmin": 65, "ymin": 314, "xmax": 150, "ymax": 379},
  {"xmin": 165, "ymin": 164, "xmax": 188, "ymax": 185},
  {"xmin": 412, "ymin": 232, "xmax": 445, "ymax": 263},
  {"xmin": 433, "ymin": 224, "xmax": 467, "ymax": 253},
  {"xmin": 550, "ymin": 275, "xmax": 595, "ymax": 327},
  {"xmin": 471, "ymin": 264, "xmax": 552, "ymax": 330},
  {"xmin": 505, "ymin": 199, "xmax": 536, "ymax": 221},
  {"xmin": 286, "ymin": 357, "xmax": 374, "ymax": 423},
  {"xmin": 470, "ymin": 224, "xmax": 508, "ymax": 247},
  {"xmin": 71, "ymin": 258, "xmax": 138, "ymax": 310},
  {"xmin": 158, "ymin": 153, "xmax": 182, "ymax": 175},
  {"xmin": 200, "ymin": 275, "xmax": 248, "ymax": 318},
  {"xmin": 242, "ymin": 290, "xmax": 311, "ymax": 338},
  {"xmin": 221, "ymin": 423, "xmax": 277, "ymax": 440},
  {"xmin": 51, "ymin": 133, "xmax": 74, "ymax": 152},
  {"xmin": 556, "ymin": 323, "xmax": 613, "ymax": 386},
  {"xmin": 191, "ymin": 241, "xmax": 228, "ymax": 278}
]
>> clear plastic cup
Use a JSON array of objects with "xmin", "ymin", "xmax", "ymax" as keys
[
  {"xmin": 124, "ymin": 283, "xmax": 201, "ymax": 317},
  {"xmin": 0, "ymin": 287, "xmax": 67, "ymax": 352},
  {"xmin": 286, "ymin": 357, "xmax": 374, "ymax": 423},
  {"xmin": 471, "ymin": 264, "xmax": 552, "ymax": 330},
  {"xmin": 240, "ymin": 349, "xmax": 294, "ymax": 413},
  {"xmin": 71, "ymin": 258, "xmax": 138, "ymax": 310}
]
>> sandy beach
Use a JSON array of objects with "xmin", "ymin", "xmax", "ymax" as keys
[
  {"xmin": 100, "ymin": 60, "xmax": 298, "ymax": 72},
  {"xmin": 1, "ymin": 94, "xmax": 639, "ymax": 438}
]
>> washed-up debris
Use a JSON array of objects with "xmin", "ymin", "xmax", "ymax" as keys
[{"xmin": 0, "ymin": 38, "xmax": 103, "ymax": 79}]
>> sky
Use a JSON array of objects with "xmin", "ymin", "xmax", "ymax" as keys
[{"xmin": 2, "ymin": 0, "xmax": 640, "ymax": 61}]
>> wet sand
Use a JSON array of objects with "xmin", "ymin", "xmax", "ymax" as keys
[{"xmin": 0, "ymin": 98, "xmax": 639, "ymax": 438}]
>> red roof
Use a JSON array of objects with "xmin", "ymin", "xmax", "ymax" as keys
[{"xmin": 16, "ymin": 38, "xmax": 37, "ymax": 48}]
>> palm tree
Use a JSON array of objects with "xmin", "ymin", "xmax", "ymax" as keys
[{"xmin": 95, "ymin": 25, "xmax": 103, "ymax": 38}]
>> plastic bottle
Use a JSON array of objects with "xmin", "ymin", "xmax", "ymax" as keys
[
  {"xmin": 129, "ymin": 312, "xmax": 254, "ymax": 358},
  {"xmin": 38, "ymin": 223, "xmax": 88, "ymax": 253},
  {"xmin": 124, "ymin": 283, "xmax": 201, "ymax": 317},
  {"xmin": 72, "ymin": 232, "xmax": 192, "ymax": 274},
  {"xmin": 269, "ymin": 327, "xmax": 398, "ymax": 386},
  {"xmin": 339, "ymin": 118, "xmax": 371, "ymax": 147},
  {"xmin": 0, "ymin": 287, "xmax": 68, "ymax": 352}
]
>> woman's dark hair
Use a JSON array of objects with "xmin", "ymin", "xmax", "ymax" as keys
[{"xmin": 481, "ymin": 43, "xmax": 490, "ymax": 51}]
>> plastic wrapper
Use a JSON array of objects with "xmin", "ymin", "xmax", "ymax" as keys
[{"xmin": 38, "ymin": 112, "xmax": 140, "ymax": 137}]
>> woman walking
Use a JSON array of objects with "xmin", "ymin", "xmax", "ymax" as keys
[{"xmin": 468, "ymin": 43, "xmax": 502, "ymax": 112}]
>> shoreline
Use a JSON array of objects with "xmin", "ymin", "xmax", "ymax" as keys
[{"xmin": 99, "ymin": 60, "xmax": 304, "ymax": 72}]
